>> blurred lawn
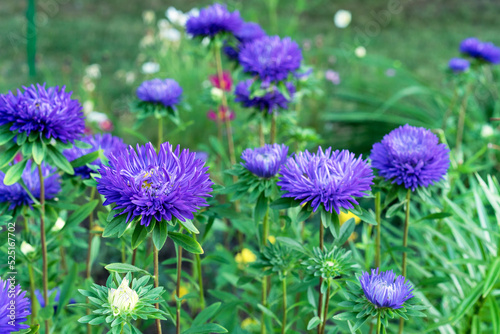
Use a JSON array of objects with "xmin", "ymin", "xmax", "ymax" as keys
[{"xmin": 1, "ymin": 0, "xmax": 499, "ymax": 152}]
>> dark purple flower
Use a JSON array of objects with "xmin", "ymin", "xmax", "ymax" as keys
[
  {"xmin": 459, "ymin": 37, "xmax": 483, "ymax": 57},
  {"xmin": 186, "ymin": 3, "xmax": 243, "ymax": 38},
  {"xmin": 0, "ymin": 161, "xmax": 60, "ymax": 210},
  {"xmin": 96, "ymin": 142, "xmax": 213, "ymax": 227},
  {"xmin": 194, "ymin": 151, "xmax": 209, "ymax": 162},
  {"xmin": 224, "ymin": 22, "xmax": 266, "ymax": 60},
  {"xmin": 370, "ymin": 124, "xmax": 450, "ymax": 191},
  {"xmin": 0, "ymin": 84, "xmax": 85, "ymax": 144},
  {"xmin": 136, "ymin": 79, "xmax": 183, "ymax": 109},
  {"xmin": 359, "ymin": 268, "xmax": 414, "ymax": 309},
  {"xmin": 277, "ymin": 147, "xmax": 374, "ymax": 214},
  {"xmin": 0, "ymin": 278, "xmax": 30, "ymax": 332},
  {"xmin": 235, "ymin": 79, "xmax": 295, "ymax": 113},
  {"xmin": 448, "ymin": 58, "xmax": 470, "ymax": 72},
  {"xmin": 241, "ymin": 144, "xmax": 289, "ymax": 178},
  {"xmin": 477, "ymin": 42, "xmax": 500, "ymax": 64},
  {"xmin": 239, "ymin": 36, "xmax": 302, "ymax": 83},
  {"xmin": 64, "ymin": 133, "xmax": 127, "ymax": 179}
]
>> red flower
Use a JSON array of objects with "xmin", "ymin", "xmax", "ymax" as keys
[
  {"xmin": 209, "ymin": 71, "xmax": 233, "ymax": 91},
  {"xmin": 207, "ymin": 106, "xmax": 235, "ymax": 122}
]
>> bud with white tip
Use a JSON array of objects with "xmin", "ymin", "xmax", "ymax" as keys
[{"xmin": 108, "ymin": 278, "xmax": 139, "ymax": 316}]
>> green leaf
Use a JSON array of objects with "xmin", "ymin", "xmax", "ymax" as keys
[
  {"xmin": 416, "ymin": 212, "xmax": 452, "ymax": 222},
  {"xmin": 276, "ymin": 237, "xmax": 308, "ymax": 254},
  {"xmin": 483, "ymin": 258, "xmax": 500, "ymax": 298},
  {"xmin": 169, "ymin": 231, "xmax": 203, "ymax": 254},
  {"xmin": 103, "ymin": 214, "xmax": 129, "ymax": 238},
  {"xmin": 104, "ymin": 263, "xmax": 152, "ymax": 276},
  {"xmin": 0, "ymin": 131, "xmax": 15, "ymax": 146},
  {"xmin": 333, "ymin": 312, "xmax": 358, "ymax": 321},
  {"xmin": 307, "ymin": 316, "xmax": 321, "ymax": 330},
  {"xmin": 254, "ymin": 191, "xmax": 268, "ymax": 224},
  {"xmin": 182, "ymin": 323, "xmax": 228, "ymax": 334},
  {"xmin": 39, "ymin": 305, "xmax": 55, "ymax": 320},
  {"xmin": 47, "ymin": 145, "xmax": 74, "ymax": 174},
  {"xmin": 490, "ymin": 296, "xmax": 500, "ymax": 334},
  {"xmin": 70, "ymin": 150, "xmax": 100, "ymax": 168},
  {"xmin": 296, "ymin": 205, "xmax": 312, "ymax": 223},
  {"xmin": 131, "ymin": 223, "xmax": 148, "ymax": 249},
  {"xmin": 56, "ymin": 263, "xmax": 78, "ymax": 316},
  {"xmin": 0, "ymin": 145, "xmax": 21, "ymax": 168},
  {"xmin": 32, "ymin": 140, "xmax": 45, "ymax": 165},
  {"xmin": 270, "ymin": 197, "xmax": 298, "ymax": 210},
  {"xmin": 335, "ymin": 218, "xmax": 356, "ymax": 245},
  {"xmin": 3, "ymin": 159, "xmax": 28, "ymax": 186},
  {"xmin": 192, "ymin": 302, "xmax": 221, "ymax": 326},
  {"xmin": 451, "ymin": 281, "xmax": 485, "ymax": 324},
  {"xmin": 179, "ymin": 219, "xmax": 199, "ymax": 234},
  {"xmin": 257, "ymin": 304, "xmax": 281, "ymax": 326},
  {"xmin": 64, "ymin": 200, "xmax": 99, "ymax": 229},
  {"xmin": 152, "ymin": 221, "xmax": 168, "ymax": 250}
]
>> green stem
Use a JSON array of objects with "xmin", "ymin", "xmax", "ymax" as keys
[
  {"xmin": 192, "ymin": 233, "xmax": 205, "ymax": 309},
  {"xmin": 320, "ymin": 280, "xmax": 331, "ymax": 334},
  {"xmin": 37, "ymin": 164, "xmax": 50, "ymax": 334},
  {"xmin": 176, "ymin": 235, "xmax": 183, "ymax": 334},
  {"xmin": 261, "ymin": 208, "xmax": 270, "ymax": 334},
  {"xmin": 317, "ymin": 222, "xmax": 324, "ymax": 334},
  {"xmin": 399, "ymin": 189, "xmax": 411, "ymax": 334},
  {"xmin": 28, "ymin": 262, "xmax": 37, "ymax": 326},
  {"xmin": 259, "ymin": 118, "xmax": 265, "ymax": 146},
  {"xmin": 377, "ymin": 312, "xmax": 381, "ymax": 334},
  {"xmin": 85, "ymin": 187, "xmax": 96, "ymax": 334},
  {"xmin": 157, "ymin": 116, "xmax": 163, "ymax": 149},
  {"xmin": 281, "ymin": 276, "xmax": 287, "ymax": 334},
  {"xmin": 375, "ymin": 192, "xmax": 381, "ymax": 269},
  {"xmin": 270, "ymin": 113, "xmax": 276, "ymax": 144},
  {"xmin": 154, "ymin": 244, "xmax": 162, "ymax": 334},
  {"xmin": 455, "ymin": 84, "xmax": 471, "ymax": 164}
]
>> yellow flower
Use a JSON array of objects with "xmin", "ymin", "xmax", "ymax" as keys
[
  {"xmin": 171, "ymin": 285, "xmax": 189, "ymax": 302},
  {"xmin": 339, "ymin": 211, "xmax": 361, "ymax": 225},
  {"xmin": 235, "ymin": 248, "xmax": 257, "ymax": 265},
  {"xmin": 268, "ymin": 236, "xmax": 276, "ymax": 244},
  {"xmin": 241, "ymin": 317, "xmax": 258, "ymax": 330}
]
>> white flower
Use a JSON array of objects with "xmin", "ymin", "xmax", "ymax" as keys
[
  {"xmin": 355, "ymin": 46, "xmax": 366, "ymax": 58},
  {"xmin": 21, "ymin": 241, "xmax": 35, "ymax": 256},
  {"xmin": 481, "ymin": 124, "xmax": 494, "ymax": 138},
  {"xmin": 211, "ymin": 87, "xmax": 223, "ymax": 102},
  {"xmin": 108, "ymin": 278, "xmax": 139, "ymax": 316},
  {"xmin": 166, "ymin": 7, "xmax": 188, "ymax": 26},
  {"xmin": 159, "ymin": 28, "xmax": 181, "ymax": 42},
  {"xmin": 85, "ymin": 64, "xmax": 101, "ymax": 79},
  {"xmin": 201, "ymin": 37, "xmax": 210, "ymax": 47},
  {"xmin": 142, "ymin": 10, "xmax": 156, "ymax": 24},
  {"xmin": 51, "ymin": 217, "xmax": 66, "ymax": 232},
  {"xmin": 140, "ymin": 35, "xmax": 156, "ymax": 48},
  {"xmin": 125, "ymin": 71, "xmax": 136, "ymax": 85},
  {"xmin": 334, "ymin": 10, "xmax": 352, "ymax": 28},
  {"xmin": 82, "ymin": 77, "xmax": 95, "ymax": 92},
  {"xmin": 82, "ymin": 101, "xmax": 94, "ymax": 115},
  {"xmin": 87, "ymin": 111, "xmax": 109, "ymax": 123},
  {"xmin": 141, "ymin": 62, "xmax": 160, "ymax": 74},
  {"xmin": 187, "ymin": 8, "xmax": 199, "ymax": 18}
]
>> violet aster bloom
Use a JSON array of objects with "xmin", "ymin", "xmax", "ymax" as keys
[
  {"xmin": 239, "ymin": 36, "xmax": 302, "ymax": 83},
  {"xmin": 186, "ymin": 3, "xmax": 243, "ymax": 38},
  {"xmin": 0, "ymin": 278, "xmax": 30, "ymax": 332},
  {"xmin": 478, "ymin": 42, "xmax": 500, "ymax": 64},
  {"xmin": 0, "ymin": 84, "xmax": 85, "ymax": 144},
  {"xmin": 359, "ymin": 268, "xmax": 414, "ymax": 309},
  {"xmin": 0, "ymin": 161, "xmax": 60, "ymax": 210},
  {"xmin": 96, "ymin": 142, "xmax": 213, "ymax": 227},
  {"xmin": 241, "ymin": 144, "xmax": 289, "ymax": 178},
  {"xmin": 64, "ymin": 133, "xmax": 127, "ymax": 179},
  {"xmin": 459, "ymin": 37, "xmax": 483, "ymax": 57},
  {"xmin": 370, "ymin": 124, "xmax": 450, "ymax": 191},
  {"xmin": 235, "ymin": 79, "xmax": 295, "ymax": 113},
  {"xmin": 136, "ymin": 78, "xmax": 183, "ymax": 109},
  {"xmin": 277, "ymin": 147, "xmax": 374, "ymax": 214},
  {"xmin": 448, "ymin": 58, "xmax": 470, "ymax": 72},
  {"xmin": 35, "ymin": 287, "xmax": 76, "ymax": 310}
]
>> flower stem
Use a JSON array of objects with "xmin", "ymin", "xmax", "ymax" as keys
[
  {"xmin": 154, "ymin": 244, "xmax": 162, "ymax": 334},
  {"xmin": 377, "ymin": 312, "xmax": 381, "ymax": 334},
  {"xmin": 28, "ymin": 262, "xmax": 37, "ymax": 326},
  {"xmin": 317, "ymin": 222, "xmax": 324, "ymax": 334},
  {"xmin": 259, "ymin": 118, "xmax": 265, "ymax": 146},
  {"xmin": 157, "ymin": 116, "xmax": 163, "ymax": 149},
  {"xmin": 85, "ymin": 187, "xmax": 96, "ymax": 334},
  {"xmin": 270, "ymin": 113, "xmax": 276, "ymax": 144},
  {"xmin": 192, "ymin": 233, "xmax": 205, "ymax": 309},
  {"xmin": 37, "ymin": 163, "xmax": 50, "ymax": 334},
  {"xmin": 399, "ymin": 189, "xmax": 411, "ymax": 334},
  {"xmin": 176, "ymin": 236, "xmax": 183, "ymax": 334},
  {"xmin": 374, "ymin": 191, "xmax": 381, "ymax": 269},
  {"xmin": 320, "ymin": 280, "xmax": 331, "ymax": 334},
  {"xmin": 281, "ymin": 276, "xmax": 287, "ymax": 334},
  {"xmin": 261, "ymin": 208, "xmax": 270, "ymax": 334},
  {"xmin": 455, "ymin": 84, "xmax": 471, "ymax": 165}
]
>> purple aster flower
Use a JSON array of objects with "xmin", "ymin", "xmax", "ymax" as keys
[
  {"xmin": 0, "ymin": 161, "xmax": 60, "ymax": 210},
  {"xmin": 0, "ymin": 278, "xmax": 30, "ymax": 332},
  {"xmin": 96, "ymin": 142, "xmax": 213, "ymax": 227},
  {"xmin": 239, "ymin": 36, "xmax": 302, "ymax": 83},
  {"xmin": 64, "ymin": 133, "xmax": 126, "ymax": 179},
  {"xmin": 235, "ymin": 79, "xmax": 295, "ymax": 113},
  {"xmin": 35, "ymin": 287, "xmax": 76, "ymax": 310},
  {"xmin": 448, "ymin": 58, "xmax": 470, "ymax": 72},
  {"xmin": 186, "ymin": 3, "xmax": 243, "ymax": 38},
  {"xmin": 194, "ymin": 151, "xmax": 209, "ymax": 162},
  {"xmin": 359, "ymin": 268, "xmax": 414, "ymax": 309},
  {"xmin": 0, "ymin": 84, "xmax": 85, "ymax": 144},
  {"xmin": 370, "ymin": 124, "xmax": 450, "ymax": 191},
  {"xmin": 223, "ymin": 22, "xmax": 266, "ymax": 60},
  {"xmin": 459, "ymin": 37, "xmax": 483, "ymax": 57},
  {"xmin": 277, "ymin": 147, "xmax": 374, "ymax": 214},
  {"xmin": 241, "ymin": 144, "xmax": 289, "ymax": 178},
  {"xmin": 136, "ymin": 78, "xmax": 183, "ymax": 109},
  {"xmin": 477, "ymin": 42, "xmax": 500, "ymax": 64}
]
